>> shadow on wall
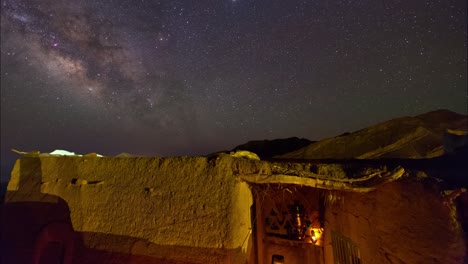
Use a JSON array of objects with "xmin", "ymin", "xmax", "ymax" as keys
[
  {"xmin": 1, "ymin": 157, "xmax": 76, "ymax": 263},
  {"xmin": 1, "ymin": 197, "xmax": 203, "ymax": 264},
  {"xmin": 0, "ymin": 157, "xmax": 233, "ymax": 264}
]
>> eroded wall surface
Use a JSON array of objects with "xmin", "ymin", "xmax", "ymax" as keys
[
  {"xmin": 3, "ymin": 155, "xmax": 260, "ymax": 263},
  {"xmin": 323, "ymin": 178, "xmax": 467, "ymax": 264},
  {"xmin": 3, "ymin": 154, "xmax": 466, "ymax": 263}
]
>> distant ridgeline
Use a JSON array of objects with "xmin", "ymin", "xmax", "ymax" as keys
[
  {"xmin": 232, "ymin": 137, "xmax": 314, "ymax": 159},
  {"xmin": 275, "ymin": 109, "xmax": 468, "ymax": 160}
]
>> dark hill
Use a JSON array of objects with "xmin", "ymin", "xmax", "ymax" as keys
[
  {"xmin": 232, "ymin": 137, "xmax": 314, "ymax": 159},
  {"xmin": 277, "ymin": 109, "xmax": 467, "ymax": 160}
]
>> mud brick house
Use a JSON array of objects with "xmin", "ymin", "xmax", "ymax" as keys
[{"xmin": 1, "ymin": 150, "xmax": 467, "ymax": 263}]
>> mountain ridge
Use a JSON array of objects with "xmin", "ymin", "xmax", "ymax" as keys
[
  {"xmin": 231, "ymin": 137, "xmax": 314, "ymax": 159},
  {"xmin": 276, "ymin": 109, "xmax": 467, "ymax": 160}
]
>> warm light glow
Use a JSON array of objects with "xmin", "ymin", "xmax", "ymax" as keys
[
  {"xmin": 310, "ymin": 227, "xmax": 324, "ymax": 246},
  {"xmin": 311, "ymin": 235, "xmax": 317, "ymax": 243}
]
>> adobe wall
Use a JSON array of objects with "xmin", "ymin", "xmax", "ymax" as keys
[
  {"xmin": 323, "ymin": 178, "xmax": 467, "ymax": 263},
  {"xmin": 4, "ymin": 154, "xmax": 467, "ymax": 263},
  {"xmin": 4, "ymin": 155, "xmax": 261, "ymax": 263}
]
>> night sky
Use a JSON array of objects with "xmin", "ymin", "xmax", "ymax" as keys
[{"xmin": 1, "ymin": 0, "xmax": 467, "ymax": 181}]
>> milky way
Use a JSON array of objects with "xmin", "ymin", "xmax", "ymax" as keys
[
  {"xmin": 1, "ymin": 0, "xmax": 467, "ymax": 180},
  {"xmin": 2, "ymin": 0, "xmax": 194, "ymax": 130}
]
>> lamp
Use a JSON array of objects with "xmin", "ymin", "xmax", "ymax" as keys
[{"xmin": 310, "ymin": 229, "xmax": 317, "ymax": 243}]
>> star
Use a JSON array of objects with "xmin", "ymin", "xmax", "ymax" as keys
[{"xmin": 0, "ymin": 0, "xmax": 466, "ymax": 179}]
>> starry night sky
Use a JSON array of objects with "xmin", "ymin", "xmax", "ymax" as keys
[{"xmin": 1, "ymin": 0, "xmax": 467, "ymax": 181}]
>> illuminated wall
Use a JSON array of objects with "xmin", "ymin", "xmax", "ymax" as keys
[
  {"xmin": 323, "ymin": 179, "xmax": 467, "ymax": 263},
  {"xmin": 3, "ymin": 155, "xmax": 255, "ymax": 263}
]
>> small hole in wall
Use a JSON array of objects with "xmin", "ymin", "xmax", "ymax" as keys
[
  {"xmin": 71, "ymin": 178, "xmax": 78, "ymax": 184},
  {"xmin": 272, "ymin": 254, "xmax": 284, "ymax": 264}
]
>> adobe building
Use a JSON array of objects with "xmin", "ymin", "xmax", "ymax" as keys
[{"xmin": 1, "ymin": 151, "xmax": 467, "ymax": 263}]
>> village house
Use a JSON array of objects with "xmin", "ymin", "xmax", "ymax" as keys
[{"xmin": 1, "ymin": 150, "xmax": 467, "ymax": 263}]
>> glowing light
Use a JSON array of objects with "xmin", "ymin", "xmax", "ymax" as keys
[
  {"xmin": 307, "ymin": 227, "xmax": 324, "ymax": 246},
  {"xmin": 313, "ymin": 227, "xmax": 324, "ymax": 245},
  {"xmin": 311, "ymin": 235, "xmax": 317, "ymax": 243}
]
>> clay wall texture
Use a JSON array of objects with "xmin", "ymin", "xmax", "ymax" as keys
[
  {"xmin": 323, "ymin": 178, "xmax": 467, "ymax": 263},
  {"xmin": 3, "ymin": 154, "xmax": 467, "ymax": 263},
  {"xmin": 4, "ymin": 155, "xmax": 256, "ymax": 263}
]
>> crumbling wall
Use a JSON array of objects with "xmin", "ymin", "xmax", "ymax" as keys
[
  {"xmin": 4, "ymin": 155, "xmax": 256, "ymax": 263},
  {"xmin": 4, "ymin": 154, "xmax": 466, "ymax": 263},
  {"xmin": 323, "ymin": 178, "xmax": 467, "ymax": 264}
]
